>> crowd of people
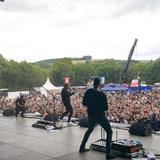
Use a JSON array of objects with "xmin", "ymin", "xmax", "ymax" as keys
[
  {"xmin": 107, "ymin": 91, "xmax": 160, "ymax": 124},
  {"xmin": 0, "ymin": 88, "xmax": 160, "ymax": 125}
]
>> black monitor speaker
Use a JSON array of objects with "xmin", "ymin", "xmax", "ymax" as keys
[{"xmin": 129, "ymin": 121, "xmax": 153, "ymax": 136}]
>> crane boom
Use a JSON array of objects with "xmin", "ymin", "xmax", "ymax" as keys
[{"xmin": 120, "ymin": 38, "xmax": 138, "ymax": 83}]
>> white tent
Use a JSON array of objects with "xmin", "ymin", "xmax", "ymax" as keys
[
  {"xmin": 42, "ymin": 78, "xmax": 58, "ymax": 90},
  {"xmin": 40, "ymin": 78, "xmax": 61, "ymax": 96}
]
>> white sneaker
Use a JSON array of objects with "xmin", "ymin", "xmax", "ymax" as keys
[
  {"xmin": 67, "ymin": 122, "xmax": 77, "ymax": 126},
  {"xmin": 45, "ymin": 125, "xmax": 55, "ymax": 130}
]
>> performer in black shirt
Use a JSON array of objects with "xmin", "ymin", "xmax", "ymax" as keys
[
  {"xmin": 60, "ymin": 83, "xmax": 75, "ymax": 124},
  {"xmin": 79, "ymin": 78, "xmax": 116, "ymax": 159},
  {"xmin": 15, "ymin": 95, "xmax": 26, "ymax": 117}
]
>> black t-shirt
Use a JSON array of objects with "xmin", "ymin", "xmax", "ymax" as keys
[
  {"xmin": 61, "ymin": 87, "xmax": 74, "ymax": 105},
  {"xmin": 82, "ymin": 88, "xmax": 108, "ymax": 117}
]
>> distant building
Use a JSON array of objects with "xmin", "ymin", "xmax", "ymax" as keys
[{"xmin": 82, "ymin": 56, "xmax": 92, "ymax": 61}]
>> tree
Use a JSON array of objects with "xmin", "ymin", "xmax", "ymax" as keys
[
  {"xmin": 73, "ymin": 62, "xmax": 95, "ymax": 85},
  {"xmin": 50, "ymin": 58, "xmax": 74, "ymax": 86},
  {"xmin": 150, "ymin": 58, "xmax": 160, "ymax": 83},
  {"xmin": 94, "ymin": 60, "xmax": 122, "ymax": 83}
]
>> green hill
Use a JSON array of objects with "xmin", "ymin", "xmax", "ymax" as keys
[
  {"xmin": 34, "ymin": 59, "xmax": 56, "ymax": 66},
  {"xmin": 34, "ymin": 56, "xmax": 92, "ymax": 66}
]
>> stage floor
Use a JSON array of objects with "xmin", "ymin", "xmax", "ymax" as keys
[{"xmin": 0, "ymin": 115, "xmax": 160, "ymax": 160}]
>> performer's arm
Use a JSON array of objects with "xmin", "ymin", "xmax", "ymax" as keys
[
  {"xmin": 82, "ymin": 91, "xmax": 89, "ymax": 107},
  {"xmin": 70, "ymin": 92, "xmax": 75, "ymax": 96},
  {"xmin": 65, "ymin": 88, "xmax": 74, "ymax": 97},
  {"xmin": 15, "ymin": 99, "xmax": 20, "ymax": 106},
  {"xmin": 102, "ymin": 93, "xmax": 108, "ymax": 111}
]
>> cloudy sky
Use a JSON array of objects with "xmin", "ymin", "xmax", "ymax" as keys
[{"xmin": 0, "ymin": 0, "xmax": 160, "ymax": 62}]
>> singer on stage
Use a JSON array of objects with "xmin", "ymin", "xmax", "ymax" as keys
[
  {"xmin": 60, "ymin": 83, "xmax": 75, "ymax": 125},
  {"xmin": 79, "ymin": 78, "xmax": 116, "ymax": 159}
]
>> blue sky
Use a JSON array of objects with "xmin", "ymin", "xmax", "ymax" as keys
[{"xmin": 0, "ymin": 0, "xmax": 160, "ymax": 62}]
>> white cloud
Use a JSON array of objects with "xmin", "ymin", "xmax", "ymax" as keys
[{"xmin": 0, "ymin": 0, "xmax": 160, "ymax": 62}]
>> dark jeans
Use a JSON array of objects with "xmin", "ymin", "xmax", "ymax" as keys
[
  {"xmin": 60, "ymin": 103, "xmax": 73, "ymax": 123},
  {"xmin": 80, "ymin": 115, "xmax": 113, "ymax": 157},
  {"xmin": 15, "ymin": 106, "xmax": 26, "ymax": 117}
]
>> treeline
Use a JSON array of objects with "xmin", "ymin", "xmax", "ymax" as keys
[{"xmin": 0, "ymin": 54, "xmax": 160, "ymax": 91}]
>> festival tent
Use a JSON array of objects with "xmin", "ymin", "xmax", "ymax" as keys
[{"xmin": 40, "ymin": 78, "xmax": 61, "ymax": 95}]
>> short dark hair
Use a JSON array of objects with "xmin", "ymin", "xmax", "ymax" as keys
[{"xmin": 93, "ymin": 78, "xmax": 100, "ymax": 86}]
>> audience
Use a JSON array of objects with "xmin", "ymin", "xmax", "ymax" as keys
[{"xmin": 0, "ymin": 89, "xmax": 160, "ymax": 126}]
